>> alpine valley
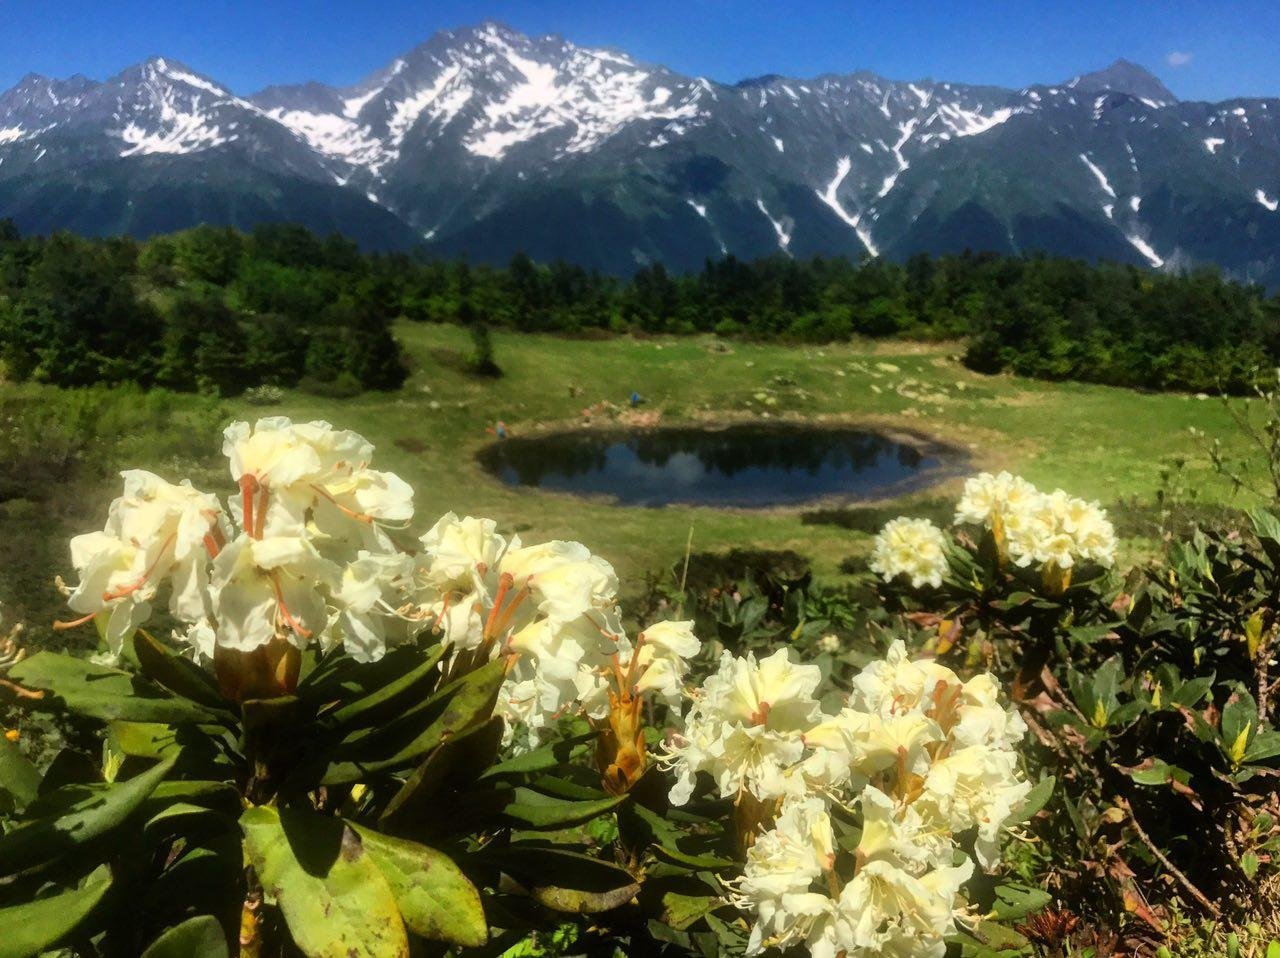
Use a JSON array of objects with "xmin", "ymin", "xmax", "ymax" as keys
[{"xmin": 3, "ymin": 21, "xmax": 1279, "ymax": 282}]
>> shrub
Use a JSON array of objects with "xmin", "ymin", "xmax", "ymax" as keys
[
  {"xmin": 0, "ymin": 422, "xmax": 1036, "ymax": 957},
  {"xmin": 866, "ymin": 471, "xmax": 1280, "ymax": 948}
]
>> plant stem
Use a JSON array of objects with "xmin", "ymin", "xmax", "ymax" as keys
[
  {"xmin": 239, "ymin": 867, "xmax": 263, "ymax": 958},
  {"xmin": 1116, "ymin": 796, "xmax": 1220, "ymax": 917}
]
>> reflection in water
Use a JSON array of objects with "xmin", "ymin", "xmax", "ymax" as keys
[{"xmin": 476, "ymin": 425, "xmax": 953, "ymax": 508}]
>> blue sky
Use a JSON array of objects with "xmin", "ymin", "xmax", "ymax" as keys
[{"xmin": 1, "ymin": 1, "xmax": 1276, "ymax": 102}]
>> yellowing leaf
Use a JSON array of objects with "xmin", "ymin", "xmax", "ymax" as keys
[
  {"xmin": 1229, "ymin": 722, "xmax": 1253, "ymax": 766},
  {"xmin": 1245, "ymin": 610, "xmax": 1265, "ymax": 659},
  {"xmin": 1092, "ymin": 700, "xmax": 1108, "ymax": 728}
]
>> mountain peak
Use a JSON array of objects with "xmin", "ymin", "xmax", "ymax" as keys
[
  {"xmin": 117, "ymin": 57, "xmax": 230, "ymax": 97},
  {"xmin": 1067, "ymin": 58, "xmax": 1176, "ymax": 104}
]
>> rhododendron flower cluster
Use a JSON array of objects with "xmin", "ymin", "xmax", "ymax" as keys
[
  {"xmin": 955, "ymin": 471, "xmax": 1117, "ymax": 571},
  {"xmin": 870, "ymin": 472, "xmax": 1116, "ymax": 593},
  {"xmin": 60, "ymin": 418, "xmax": 699, "ymax": 747},
  {"xmin": 665, "ymin": 641, "xmax": 1029, "ymax": 958},
  {"xmin": 869, "ymin": 517, "xmax": 949, "ymax": 589}
]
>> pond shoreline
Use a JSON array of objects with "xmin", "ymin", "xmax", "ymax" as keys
[{"xmin": 472, "ymin": 416, "xmax": 971, "ymax": 513}]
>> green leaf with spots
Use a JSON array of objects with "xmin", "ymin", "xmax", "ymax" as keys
[
  {"xmin": 348, "ymin": 823, "xmax": 486, "ymax": 947},
  {"xmin": 241, "ymin": 806, "xmax": 408, "ymax": 957}
]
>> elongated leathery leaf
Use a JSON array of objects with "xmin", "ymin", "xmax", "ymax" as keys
[
  {"xmin": 0, "ymin": 875, "xmax": 113, "ymax": 958},
  {"xmin": 240, "ymin": 806, "xmax": 408, "ymax": 958},
  {"xmin": 132, "ymin": 631, "xmax": 231, "ymax": 712},
  {"xmin": 9, "ymin": 653, "xmax": 217, "ymax": 725},
  {"xmin": 0, "ymin": 735, "xmax": 41, "ymax": 811},
  {"xmin": 319, "ymin": 659, "xmax": 505, "ymax": 784},
  {"xmin": 485, "ymin": 846, "xmax": 639, "ymax": 915},
  {"xmin": 349, "ymin": 823, "xmax": 487, "ymax": 947},
  {"xmin": 0, "ymin": 754, "xmax": 175, "ymax": 877},
  {"xmin": 379, "ymin": 716, "xmax": 503, "ymax": 828},
  {"xmin": 501, "ymin": 786, "xmax": 625, "ymax": 829},
  {"xmin": 140, "ymin": 915, "xmax": 230, "ymax": 958}
]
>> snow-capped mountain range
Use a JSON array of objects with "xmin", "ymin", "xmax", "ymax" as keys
[{"xmin": 3, "ymin": 21, "xmax": 1279, "ymax": 283}]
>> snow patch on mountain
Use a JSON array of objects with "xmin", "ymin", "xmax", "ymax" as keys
[
  {"xmin": 266, "ymin": 108, "xmax": 382, "ymax": 166},
  {"xmin": 464, "ymin": 30, "xmax": 701, "ymax": 159},
  {"xmin": 814, "ymin": 155, "xmax": 877, "ymax": 255},
  {"xmin": 756, "ymin": 198, "xmax": 792, "ymax": 251},
  {"xmin": 877, "ymin": 119, "xmax": 917, "ymax": 198},
  {"xmin": 936, "ymin": 103, "xmax": 1017, "ymax": 137},
  {"xmin": 1126, "ymin": 233, "xmax": 1163, "ymax": 268},
  {"xmin": 1079, "ymin": 153, "xmax": 1116, "ymax": 197}
]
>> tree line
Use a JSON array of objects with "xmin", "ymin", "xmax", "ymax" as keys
[
  {"xmin": 3, "ymin": 219, "xmax": 1278, "ymax": 395},
  {"xmin": 0, "ymin": 221, "xmax": 406, "ymax": 396}
]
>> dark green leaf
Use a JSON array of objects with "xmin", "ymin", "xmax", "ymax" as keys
[
  {"xmin": 501, "ymin": 787, "xmax": 624, "ymax": 829},
  {"xmin": 1006, "ymin": 776, "xmax": 1054, "ymax": 825},
  {"xmin": 0, "ymin": 875, "xmax": 113, "ymax": 958},
  {"xmin": 662, "ymin": 892, "xmax": 719, "ymax": 931},
  {"xmin": 319, "ymin": 659, "xmax": 505, "ymax": 785},
  {"xmin": 480, "ymin": 730, "xmax": 596, "ymax": 779},
  {"xmin": 0, "ymin": 755, "xmax": 175, "ymax": 877},
  {"xmin": 132, "ymin": 631, "xmax": 230, "ymax": 712},
  {"xmin": 990, "ymin": 883, "xmax": 1052, "ymax": 921},
  {"xmin": 0, "ymin": 736, "xmax": 41, "ymax": 810},
  {"xmin": 9, "ymin": 653, "xmax": 218, "ymax": 725},
  {"xmin": 318, "ymin": 644, "xmax": 446, "ymax": 729},
  {"xmin": 140, "ymin": 916, "xmax": 230, "ymax": 958},
  {"xmin": 379, "ymin": 716, "xmax": 503, "ymax": 828},
  {"xmin": 488, "ymin": 846, "xmax": 639, "ymax": 915}
]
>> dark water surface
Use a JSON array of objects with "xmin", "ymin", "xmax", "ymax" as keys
[{"xmin": 476, "ymin": 425, "xmax": 956, "ymax": 508}]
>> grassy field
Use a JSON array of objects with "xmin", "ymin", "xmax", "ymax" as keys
[
  {"xmin": 0, "ymin": 320, "xmax": 1265, "ymax": 641},
  {"xmin": 230, "ymin": 322, "xmax": 1255, "ymax": 584}
]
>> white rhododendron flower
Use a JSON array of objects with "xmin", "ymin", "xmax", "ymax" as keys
[
  {"xmin": 617, "ymin": 619, "xmax": 701, "ymax": 704},
  {"xmin": 662, "ymin": 648, "xmax": 822, "ymax": 805},
  {"xmin": 416, "ymin": 516, "xmax": 636, "ymax": 750},
  {"xmin": 418, "ymin": 513, "xmax": 512, "ymax": 598},
  {"xmin": 917, "ymin": 745, "xmax": 1032, "ymax": 869},
  {"xmin": 847, "ymin": 639, "xmax": 960, "ymax": 717},
  {"xmin": 222, "ymin": 418, "xmax": 412, "ymax": 546},
  {"xmin": 328, "ymin": 551, "xmax": 423, "ymax": 663},
  {"xmin": 953, "ymin": 472, "xmax": 1116, "ymax": 573},
  {"xmin": 705, "ymin": 637, "xmax": 1029, "ymax": 957},
  {"xmin": 869, "ymin": 517, "xmax": 949, "ymax": 589},
  {"xmin": 209, "ymin": 535, "xmax": 337, "ymax": 652},
  {"xmin": 64, "ymin": 471, "xmax": 226, "ymax": 652},
  {"xmin": 60, "ymin": 417, "xmax": 708, "ymax": 751},
  {"xmin": 954, "ymin": 471, "xmax": 1040, "ymax": 531},
  {"xmin": 730, "ymin": 796, "xmax": 837, "ymax": 955}
]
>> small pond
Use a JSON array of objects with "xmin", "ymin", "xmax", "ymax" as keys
[{"xmin": 476, "ymin": 424, "xmax": 958, "ymax": 508}]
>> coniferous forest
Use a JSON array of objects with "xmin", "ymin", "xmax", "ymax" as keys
[{"xmin": 2, "ymin": 219, "xmax": 1278, "ymax": 396}]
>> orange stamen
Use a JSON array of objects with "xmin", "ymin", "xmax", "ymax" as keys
[
  {"xmin": 482, "ymin": 573, "xmax": 515, "ymax": 641},
  {"xmin": 53, "ymin": 611, "xmax": 97, "ymax": 630},
  {"xmin": 253, "ymin": 487, "xmax": 268, "ymax": 539},
  {"xmin": 102, "ymin": 532, "xmax": 176, "ymax": 602},
  {"xmin": 307, "ymin": 483, "xmax": 374, "ymax": 525},
  {"xmin": 486, "ymin": 586, "xmax": 529, "ymax": 642},
  {"xmin": 240, "ymin": 475, "xmax": 259, "ymax": 539},
  {"xmin": 269, "ymin": 572, "xmax": 312, "ymax": 640}
]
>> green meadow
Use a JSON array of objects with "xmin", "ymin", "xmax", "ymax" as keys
[
  {"xmin": 234, "ymin": 322, "xmax": 1253, "ymax": 581},
  {"xmin": 0, "ymin": 320, "xmax": 1262, "ymax": 639}
]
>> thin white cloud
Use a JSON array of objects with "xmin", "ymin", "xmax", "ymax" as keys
[{"xmin": 1165, "ymin": 51, "xmax": 1194, "ymax": 68}]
